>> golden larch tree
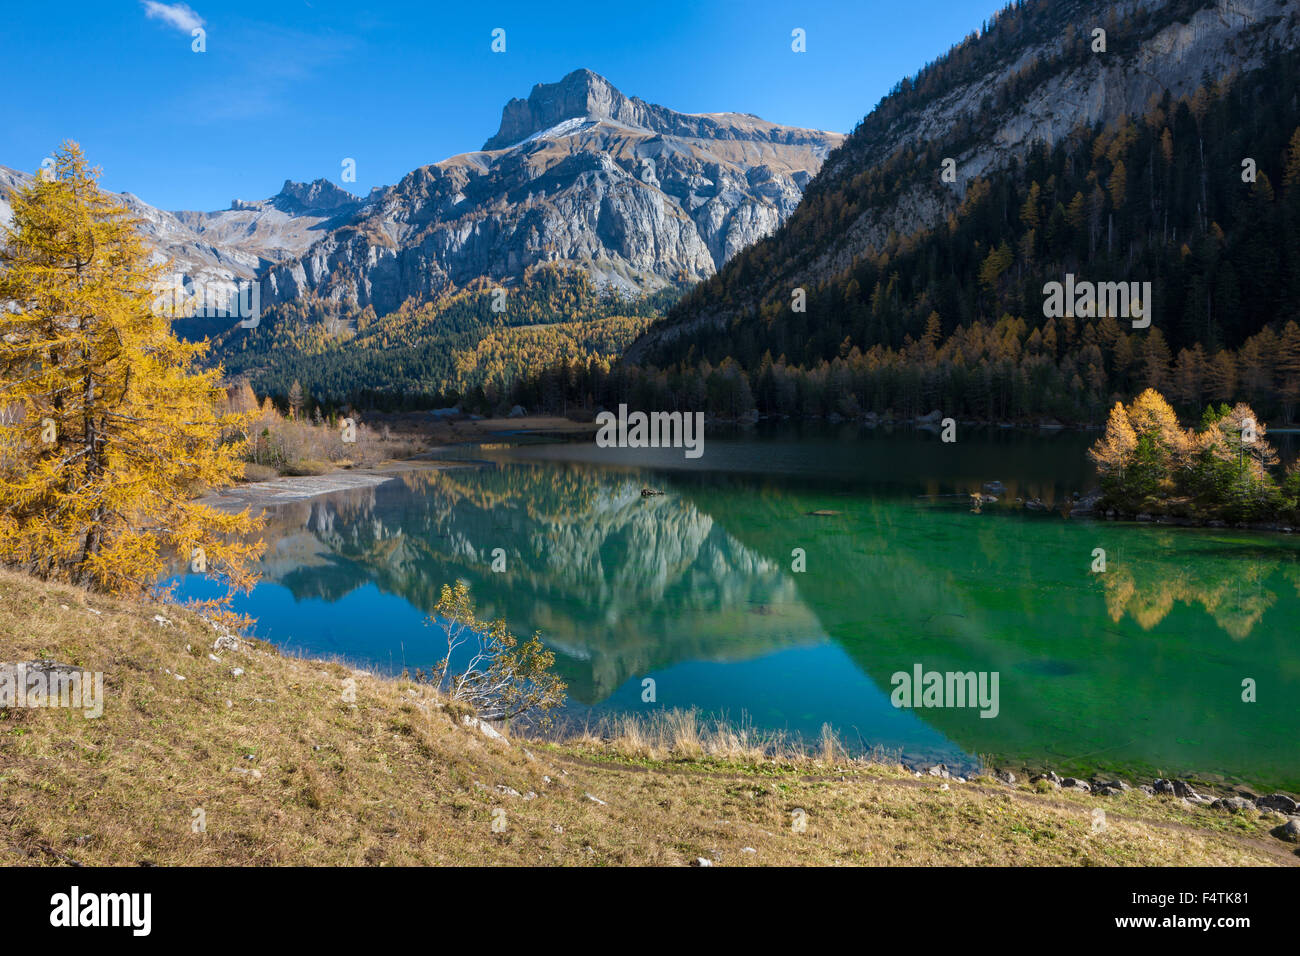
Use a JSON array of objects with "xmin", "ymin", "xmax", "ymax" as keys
[
  {"xmin": 1089, "ymin": 401, "xmax": 1138, "ymax": 480},
  {"xmin": 0, "ymin": 142, "xmax": 263, "ymax": 610}
]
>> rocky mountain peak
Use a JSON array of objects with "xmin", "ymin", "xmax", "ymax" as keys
[
  {"xmin": 256, "ymin": 70, "xmax": 844, "ymax": 309},
  {"xmin": 483, "ymin": 69, "xmax": 839, "ymax": 153},
  {"xmin": 483, "ymin": 69, "xmax": 641, "ymax": 150},
  {"xmin": 271, "ymin": 178, "xmax": 360, "ymax": 215}
]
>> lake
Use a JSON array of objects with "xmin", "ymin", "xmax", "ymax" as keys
[{"xmin": 174, "ymin": 425, "xmax": 1300, "ymax": 791}]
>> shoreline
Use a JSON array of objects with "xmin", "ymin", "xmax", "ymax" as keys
[
  {"xmin": 194, "ymin": 427, "xmax": 1296, "ymax": 805},
  {"xmin": 503, "ymin": 707, "xmax": 1300, "ymax": 804},
  {"xmin": 212, "ymin": 415, "xmax": 596, "ymax": 510},
  {"xmin": 203, "ymin": 459, "xmax": 466, "ymax": 510}
]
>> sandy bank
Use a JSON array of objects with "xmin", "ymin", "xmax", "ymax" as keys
[{"xmin": 203, "ymin": 459, "xmax": 471, "ymax": 509}]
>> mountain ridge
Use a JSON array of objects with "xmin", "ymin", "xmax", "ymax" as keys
[
  {"xmin": 3, "ymin": 70, "xmax": 840, "ymax": 320},
  {"xmin": 258, "ymin": 68, "xmax": 843, "ymax": 310},
  {"xmin": 0, "ymin": 164, "xmax": 361, "ymax": 310},
  {"xmin": 483, "ymin": 68, "xmax": 838, "ymax": 151}
]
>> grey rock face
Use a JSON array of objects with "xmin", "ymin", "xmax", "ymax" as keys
[
  {"xmin": 1, "ymin": 165, "xmax": 252, "ymax": 293},
  {"xmin": 0, "ymin": 165, "xmax": 360, "ymax": 317},
  {"xmin": 809, "ymin": 0, "xmax": 1300, "ymax": 279},
  {"xmin": 261, "ymin": 69, "xmax": 843, "ymax": 310},
  {"xmin": 268, "ymin": 179, "xmax": 360, "ymax": 215},
  {"xmin": 483, "ymin": 69, "xmax": 835, "ymax": 152},
  {"xmin": 172, "ymin": 179, "xmax": 363, "ymax": 270}
]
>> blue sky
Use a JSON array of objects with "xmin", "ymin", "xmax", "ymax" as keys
[{"xmin": 1, "ymin": 0, "xmax": 1007, "ymax": 211}]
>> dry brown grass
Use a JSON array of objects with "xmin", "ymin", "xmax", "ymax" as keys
[
  {"xmin": 242, "ymin": 409, "xmax": 427, "ymax": 479},
  {"xmin": 0, "ymin": 567, "xmax": 1293, "ymax": 867},
  {"xmin": 573, "ymin": 709, "xmax": 826, "ymax": 765}
]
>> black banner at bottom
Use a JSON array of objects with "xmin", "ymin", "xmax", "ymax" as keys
[{"xmin": 1, "ymin": 864, "xmax": 1287, "ymax": 940}]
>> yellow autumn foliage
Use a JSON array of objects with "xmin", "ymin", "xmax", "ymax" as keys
[{"xmin": 0, "ymin": 142, "xmax": 263, "ymax": 613}]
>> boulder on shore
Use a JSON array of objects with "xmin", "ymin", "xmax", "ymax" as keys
[
  {"xmin": 1210, "ymin": 796, "xmax": 1254, "ymax": 814},
  {"xmin": 1270, "ymin": 818, "xmax": 1300, "ymax": 843},
  {"xmin": 1257, "ymin": 793, "xmax": 1299, "ymax": 814}
]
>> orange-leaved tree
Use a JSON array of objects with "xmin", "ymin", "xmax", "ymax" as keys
[
  {"xmin": 1089, "ymin": 389, "xmax": 1191, "ymax": 506},
  {"xmin": 0, "ymin": 142, "xmax": 263, "ymax": 617}
]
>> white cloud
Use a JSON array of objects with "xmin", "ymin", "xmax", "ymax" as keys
[{"xmin": 142, "ymin": 2, "xmax": 205, "ymax": 34}]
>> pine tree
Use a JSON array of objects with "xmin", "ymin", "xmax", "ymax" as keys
[
  {"xmin": 1108, "ymin": 160, "xmax": 1127, "ymax": 210},
  {"xmin": 1205, "ymin": 350, "xmax": 1238, "ymax": 403},
  {"xmin": 1171, "ymin": 344, "xmax": 1205, "ymax": 410},
  {"xmin": 0, "ymin": 143, "xmax": 262, "ymax": 608},
  {"xmin": 1119, "ymin": 389, "xmax": 1190, "ymax": 501},
  {"xmin": 1192, "ymin": 402, "xmax": 1280, "ymax": 517},
  {"xmin": 1140, "ymin": 328, "xmax": 1172, "ymax": 391}
]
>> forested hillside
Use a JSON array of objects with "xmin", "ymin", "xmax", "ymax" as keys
[
  {"xmin": 211, "ymin": 266, "xmax": 675, "ymax": 410},
  {"xmin": 548, "ymin": 0, "xmax": 1296, "ymax": 425},
  {"xmin": 548, "ymin": 40, "xmax": 1300, "ymax": 424}
]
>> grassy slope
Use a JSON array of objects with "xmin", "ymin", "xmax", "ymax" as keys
[{"xmin": 0, "ymin": 568, "xmax": 1293, "ymax": 867}]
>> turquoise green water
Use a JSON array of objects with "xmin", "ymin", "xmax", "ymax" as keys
[{"xmin": 177, "ymin": 427, "xmax": 1300, "ymax": 789}]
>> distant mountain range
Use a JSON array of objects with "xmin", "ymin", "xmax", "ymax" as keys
[
  {"xmin": 260, "ymin": 69, "xmax": 843, "ymax": 309},
  {"xmin": 0, "ymin": 165, "xmax": 366, "ymax": 307},
  {"xmin": 2, "ymin": 68, "xmax": 841, "ymax": 319},
  {"xmin": 18, "ymin": 0, "xmax": 1297, "ymax": 421}
]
